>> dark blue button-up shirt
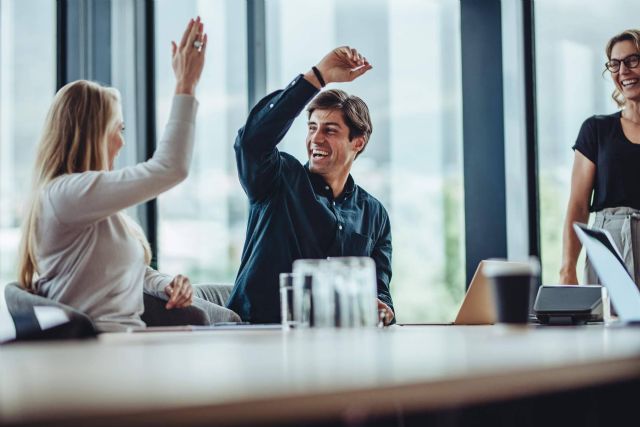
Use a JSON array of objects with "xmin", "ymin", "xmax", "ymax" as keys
[{"xmin": 227, "ymin": 75, "xmax": 393, "ymax": 323}]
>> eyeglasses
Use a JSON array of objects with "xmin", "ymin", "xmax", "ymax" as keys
[{"xmin": 605, "ymin": 53, "xmax": 640, "ymax": 73}]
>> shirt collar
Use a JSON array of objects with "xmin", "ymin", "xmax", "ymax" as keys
[{"xmin": 304, "ymin": 163, "xmax": 356, "ymax": 199}]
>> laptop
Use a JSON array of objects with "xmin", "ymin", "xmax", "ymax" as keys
[
  {"xmin": 402, "ymin": 260, "xmax": 532, "ymax": 326},
  {"xmin": 453, "ymin": 260, "xmax": 534, "ymax": 325},
  {"xmin": 573, "ymin": 222, "xmax": 640, "ymax": 324}
]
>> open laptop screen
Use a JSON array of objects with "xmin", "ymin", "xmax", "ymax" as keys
[
  {"xmin": 573, "ymin": 222, "xmax": 640, "ymax": 323},
  {"xmin": 575, "ymin": 223, "xmax": 629, "ymax": 278}
]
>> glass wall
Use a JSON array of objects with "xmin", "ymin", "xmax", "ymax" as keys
[
  {"xmin": 111, "ymin": 0, "xmax": 141, "ymax": 170},
  {"xmin": 265, "ymin": 0, "xmax": 465, "ymax": 322},
  {"xmin": 0, "ymin": 0, "xmax": 56, "ymax": 285},
  {"xmin": 155, "ymin": 0, "xmax": 248, "ymax": 284},
  {"xmin": 535, "ymin": 0, "xmax": 640, "ymax": 284},
  {"xmin": 4, "ymin": 0, "xmax": 607, "ymax": 323}
]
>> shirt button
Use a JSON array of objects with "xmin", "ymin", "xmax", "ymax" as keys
[
  {"xmin": 269, "ymin": 103, "xmax": 274, "ymax": 108},
  {"xmin": 325, "ymin": 185, "xmax": 330, "ymax": 190},
  {"xmin": 332, "ymin": 201, "xmax": 336, "ymax": 206},
  {"xmin": 338, "ymin": 225, "xmax": 343, "ymax": 230}
]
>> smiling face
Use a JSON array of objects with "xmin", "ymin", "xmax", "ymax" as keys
[
  {"xmin": 306, "ymin": 109, "xmax": 364, "ymax": 181},
  {"xmin": 610, "ymin": 40, "xmax": 640, "ymax": 103}
]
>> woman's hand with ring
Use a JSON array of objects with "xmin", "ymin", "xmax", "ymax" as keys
[{"xmin": 171, "ymin": 16, "xmax": 207, "ymax": 96}]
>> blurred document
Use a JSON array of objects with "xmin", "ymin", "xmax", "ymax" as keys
[{"xmin": 34, "ymin": 306, "xmax": 69, "ymax": 330}]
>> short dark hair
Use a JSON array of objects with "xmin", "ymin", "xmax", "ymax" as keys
[{"xmin": 307, "ymin": 89, "xmax": 372, "ymax": 157}]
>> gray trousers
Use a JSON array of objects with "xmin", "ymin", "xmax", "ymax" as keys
[
  {"xmin": 585, "ymin": 207, "xmax": 640, "ymax": 287},
  {"xmin": 193, "ymin": 284, "xmax": 241, "ymax": 323}
]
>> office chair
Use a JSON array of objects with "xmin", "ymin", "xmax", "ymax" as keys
[
  {"xmin": 4, "ymin": 282, "xmax": 97, "ymax": 341},
  {"xmin": 2, "ymin": 283, "xmax": 236, "ymax": 341}
]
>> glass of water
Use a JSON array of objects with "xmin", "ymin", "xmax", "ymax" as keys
[
  {"xmin": 327, "ymin": 257, "xmax": 378, "ymax": 328},
  {"xmin": 292, "ymin": 259, "xmax": 333, "ymax": 328},
  {"xmin": 279, "ymin": 273, "xmax": 296, "ymax": 330}
]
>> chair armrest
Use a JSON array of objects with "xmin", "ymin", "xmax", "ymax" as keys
[
  {"xmin": 193, "ymin": 283, "xmax": 234, "ymax": 306},
  {"xmin": 141, "ymin": 293, "xmax": 210, "ymax": 326}
]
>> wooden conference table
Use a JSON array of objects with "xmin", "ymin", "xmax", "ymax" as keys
[{"xmin": 1, "ymin": 324, "xmax": 640, "ymax": 426}]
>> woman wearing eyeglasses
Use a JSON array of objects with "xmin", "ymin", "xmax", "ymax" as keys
[{"xmin": 560, "ymin": 29, "xmax": 640, "ymax": 286}]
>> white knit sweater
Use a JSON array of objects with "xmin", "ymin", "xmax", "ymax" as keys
[{"xmin": 35, "ymin": 95, "xmax": 198, "ymax": 331}]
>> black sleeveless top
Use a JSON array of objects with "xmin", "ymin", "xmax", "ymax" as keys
[{"xmin": 572, "ymin": 112, "xmax": 640, "ymax": 212}]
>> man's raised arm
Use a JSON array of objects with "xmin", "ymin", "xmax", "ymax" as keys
[{"xmin": 234, "ymin": 47, "xmax": 372, "ymax": 203}]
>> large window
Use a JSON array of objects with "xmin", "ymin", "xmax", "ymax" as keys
[
  {"xmin": 111, "ymin": 0, "xmax": 141, "ymax": 170},
  {"xmin": 0, "ymin": 0, "xmax": 56, "ymax": 285},
  {"xmin": 5, "ymin": 0, "xmax": 618, "ymax": 323},
  {"xmin": 535, "ymin": 1, "xmax": 640, "ymax": 284},
  {"xmin": 265, "ymin": 0, "xmax": 465, "ymax": 322},
  {"xmin": 155, "ymin": 1, "xmax": 248, "ymax": 284}
]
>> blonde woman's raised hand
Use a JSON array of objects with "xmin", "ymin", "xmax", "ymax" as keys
[{"xmin": 171, "ymin": 17, "xmax": 207, "ymax": 96}]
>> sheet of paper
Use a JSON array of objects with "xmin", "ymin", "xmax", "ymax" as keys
[
  {"xmin": 34, "ymin": 306, "xmax": 69, "ymax": 330},
  {"xmin": 129, "ymin": 323, "xmax": 283, "ymax": 333}
]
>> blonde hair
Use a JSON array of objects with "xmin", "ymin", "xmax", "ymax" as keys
[
  {"xmin": 18, "ymin": 80, "xmax": 151, "ymax": 292},
  {"xmin": 605, "ymin": 29, "xmax": 640, "ymax": 108}
]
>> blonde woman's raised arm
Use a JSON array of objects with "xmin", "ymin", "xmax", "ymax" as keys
[{"xmin": 45, "ymin": 18, "xmax": 207, "ymax": 225}]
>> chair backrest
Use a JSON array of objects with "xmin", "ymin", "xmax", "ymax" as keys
[{"xmin": 3, "ymin": 282, "xmax": 97, "ymax": 341}]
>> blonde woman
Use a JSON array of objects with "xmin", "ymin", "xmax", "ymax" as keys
[
  {"xmin": 17, "ymin": 18, "xmax": 239, "ymax": 331},
  {"xmin": 560, "ymin": 29, "xmax": 640, "ymax": 287}
]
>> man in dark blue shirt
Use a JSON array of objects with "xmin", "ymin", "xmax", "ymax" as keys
[{"xmin": 227, "ymin": 46, "xmax": 394, "ymax": 324}]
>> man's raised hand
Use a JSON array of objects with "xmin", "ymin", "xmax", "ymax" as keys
[{"xmin": 305, "ymin": 46, "xmax": 373, "ymax": 89}]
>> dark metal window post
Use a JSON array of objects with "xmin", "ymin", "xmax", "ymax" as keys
[
  {"xmin": 522, "ymin": 0, "xmax": 541, "ymax": 262},
  {"xmin": 461, "ymin": 0, "xmax": 508, "ymax": 285},
  {"xmin": 460, "ymin": 0, "xmax": 540, "ymax": 285},
  {"xmin": 134, "ymin": 0, "xmax": 158, "ymax": 267},
  {"xmin": 56, "ymin": 0, "xmax": 111, "ymax": 88}
]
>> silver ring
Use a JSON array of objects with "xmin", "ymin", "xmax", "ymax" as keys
[{"xmin": 193, "ymin": 40, "xmax": 202, "ymax": 49}]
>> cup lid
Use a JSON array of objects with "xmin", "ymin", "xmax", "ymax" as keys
[{"xmin": 482, "ymin": 258, "xmax": 541, "ymax": 277}]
